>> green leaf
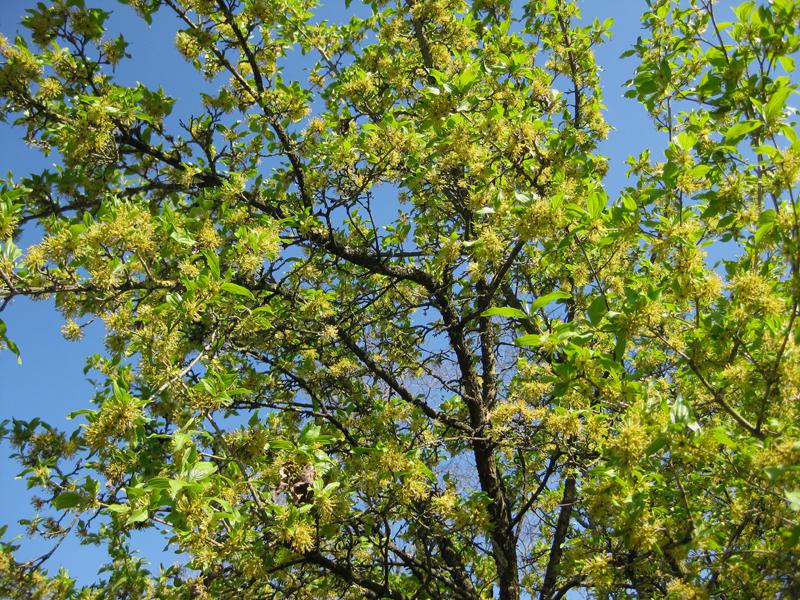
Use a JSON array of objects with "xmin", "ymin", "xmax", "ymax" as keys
[
  {"xmin": 723, "ymin": 120, "xmax": 761, "ymax": 143},
  {"xmin": 778, "ymin": 55, "xmax": 795, "ymax": 73},
  {"xmin": 754, "ymin": 145, "xmax": 779, "ymax": 158},
  {"xmin": 186, "ymin": 462, "xmax": 217, "ymax": 482},
  {"xmin": 416, "ymin": 463, "xmax": 436, "ymax": 482},
  {"xmin": 53, "ymin": 492, "xmax": 85, "ymax": 510},
  {"xmin": 786, "ymin": 490, "xmax": 800, "ymax": 511},
  {"xmin": 481, "ymin": 307, "xmax": 528, "ymax": 319},
  {"xmin": 0, "ymin": 318, "xmax": 21, "ymax": 363},
  {"xmin": 300, "ymin": 425, "xmax": 321, "ymax": 444},
  {"xmin": 587, "ymin": 296, "xmax": 608, "ymax": 326},
  {"xmin": 144, "ymin": 477, "xmax": 171, "ymax": 491},
  {"xmin": 764, "ymin": 85, "xmax": 791, "ymax": 121},
  {"xmin": 66, "ymin": 408, "xmax": 95, "ymax": 420},
  {"xmin": 105, "ymin": 503, "xmax": 129, "ymax": 514},
  {"xmin": 270, "ymin": 439, "xmax": 294, "ymax": 451},
  {"xmin": 613, "ymin": 332, "xmax": 627, "ymax": 361},
  {"xmin": 621, "ymin": 195, "xmax": 638, "ymax": 212},
  {"xmin": 531, "ymin": 291, "xmax": 571, "ymax": 311},
  {"xmin": 754, "ymin": 220, "xmax": 775, "ymax": 245},
  {"xmin": 125, "ymin": 508, "xmax": 149, "ymax": 526},
  {"xmin": 221, "ymin": 282, "xmax": 255, "ymax": 301},
  {"xmin": 754, "ymin": 209, "xmax": 777, "ymax": 245},
  {"xmin": 168, "ymin": 479, "xmax": 190, "ymax": 498},
  {"xmin": 709, "ymin": 427, "xmax": 737, "ymax": 448},
  {"xmin": 670, "ymin": 396, "xmax": 691, "ymax": 424},
  {"xmin": 645, "ymin": 434, "xmax": 668, "ymax": 456},
  {"xmin": 765, "ymin": 466, "xmax": 786, "ymax": 483},
  {"xmin": 514, "ymin": 191, "xmax": 532, "ymax": 204},
  {"xmin": 516, "ymin": 334, "xmax": 543, "ymax": 346},
  {"xmin": 0, "ymin": 240, "xmax": 22, "ymax": 263},
  {"xmin": 588, "ymin": 190, "xmax": 606, "ymax": 218},
  {"xmin": 203, "ymin": 250, "xmax": 220, "ymax": 278},
  {"xmin": 322, "ymin": 482, "xmax": 341, "ymax": 494},
  {"xmin": 170, "ymin": 230, "xmax": 196, "ymax": 246}
]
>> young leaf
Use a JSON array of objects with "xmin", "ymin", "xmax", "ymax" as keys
[
  {"xmin": 587, "ymin": 296, "xmax": 608, "ymax": 326},
  {"xmin": 53, "ymin": 492, "xmax": 85, "ymax": 510},
  {"xmin": 125, "ymin": 508, "xmax": 149, "ymax": 526},
  {"xmin": 516, "ymin": 334, "xmax": 543, "ymax": 346},
  {"xmin": 531, "ymin": 291, "xmax": 571, "ymax": 311},
  {"xmin": 221, "ymin": 282, "xmax": 255, "ymax": 301},
  {"xmin": 186, "ymin": 462, "xmax": 217, "ymax": 482},
  {"xmin": 723, "ymin": 120, "xmax": 761, "ymax": 143},
  {"xmin": 481, "ymin": 307, "xmax": 528, "ymax": 319}
]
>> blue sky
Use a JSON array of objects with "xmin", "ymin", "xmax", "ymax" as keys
[{"xmin": 0, "ymin": 0, "xmax": 700, "ymax": 587}]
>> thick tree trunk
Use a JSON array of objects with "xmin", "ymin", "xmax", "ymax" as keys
[
  {"xmin": 473, "ymin": 440, "xmax": 520, "ymax": 600},
  {"xmin": 539, "ymin": 476, "xmax": 576, "ymax": 600},
  {"xmin": 437, "ymin": 290, "xmax": 520, "ymax": 600}
]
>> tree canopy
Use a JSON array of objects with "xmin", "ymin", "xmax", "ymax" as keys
[{"xmin": 1, "ymin": 0, "xmax": 800, "ymax": 597}]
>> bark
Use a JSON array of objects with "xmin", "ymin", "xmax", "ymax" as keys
[{"xmin": 539, "ymin": 476, "xmax": 576, "ymax": 600}]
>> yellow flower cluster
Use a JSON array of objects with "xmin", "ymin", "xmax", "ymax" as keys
[
  {"xmin": 86, "ymin": 205, "xmax": 157, "ymax": 257},
  {"xmin": 516, "ymin": 198, "xmax": 558, "ymax": 241},
  {"xmin": 83, "ymin": 400, "xmax": 144, "ymax": 452},
  {"xmin": 282, "ymin": 521, "xmax": 315, "ymax": 553},
  {"xmin": 377, "ymin": 445, "xmax": 411, "ymax": 473},
  {"xmin": 665, "ymin": 578, "xmax": 708, "ymax": 599},
  {"xmin": 398, "ymin": 476, "xmax": 429, "ymax": 503},
  {"xmin": 606, "ymin": 413, "xmax": 650, "ymax": 469},
  {"xmin": 60, "ymin": 319, "xmax": 84, "ymax": 341},
  {"xmin": 489, "ymin": 399, "xmax": 544, "ymax": 429},
  {"xmin": 184, "ymin": 0, "xmax": 215, "ymax": 16},
  {"xmin": 729, "ymin": 271, "xmax": 783, "ymax": 318},
  {"xmin": 580, "ymin": 553, "xmax": 614, "ymax": 590},
  {"xmin": 175, "ymin": 31, "xmax": 202, "ymax": 61},
  {"xmin": 328, "ymin": 358, "xmax": 356, "ymax": 377},
  {"xmin": 0, "ymin": 40, "xmax": 42, "ymax": 96},
  {"xmin": 431, "ymin": 490, "xmax": 457, "ymax": 516},
  {"xmin": 37, "ymin": 77, "xmax": 63, "ymax": 100}
]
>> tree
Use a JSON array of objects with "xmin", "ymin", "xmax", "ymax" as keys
[{"xmin": 0, "ymin": 0, "xmax": 799, "ymax": 597}]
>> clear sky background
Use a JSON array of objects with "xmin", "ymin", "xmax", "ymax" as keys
[{"xmin": 0, "ymin": 0, "xmax": 718, "ymax": 587}]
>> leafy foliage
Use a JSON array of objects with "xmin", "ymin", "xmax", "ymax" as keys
[{"xmin": 1, "ymin": 0, "xmax": 799, "ymax": 597}]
